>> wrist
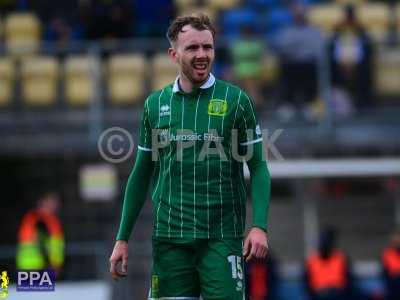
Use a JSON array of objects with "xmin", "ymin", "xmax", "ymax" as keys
[{"xmin": 252, "ymin": 225, "xmax": 268, "ymax": 234}]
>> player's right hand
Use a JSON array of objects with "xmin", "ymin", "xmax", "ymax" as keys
[{"xmin": 109, "ymin": 240, "xmax": 129, "ymax": 280}]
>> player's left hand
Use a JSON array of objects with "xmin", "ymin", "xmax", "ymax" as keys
[{"xmin": 243, "ymin": 227, "xmax": 268, "ymax": 262}]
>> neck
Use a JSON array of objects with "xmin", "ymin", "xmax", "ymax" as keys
[{"xmin": 179, "ymin": 72, "xmax": 208, "ymax": 93}]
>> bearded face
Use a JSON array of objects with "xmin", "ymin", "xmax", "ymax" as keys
[{"xmin": 169, "ymin": 25, "xmax": 215, "ymax": 86}]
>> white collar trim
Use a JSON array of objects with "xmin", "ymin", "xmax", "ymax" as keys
[{"xmin": 172, "ymin": 73, "xmax": 215, "ymax": 93}]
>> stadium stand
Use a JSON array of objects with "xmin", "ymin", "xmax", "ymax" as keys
[
  {"xmin": 308, "ymin": 4, "xmax": 344, "ymax": 33},
  {"xmin": 107, "ymin": 54, "xmax": 146, "ymax": 105},
  {"xmin": 21, "ymin": 56, "xmax": 59, "ymax": 106},
  {"xmin": 64, "ymin": 55, "xmax": 94, "ymax": 106},
  {"xmin": 0, "ymin": 58, "xmax": 14, "ymax": 106},
  {"xmin": 178, "ymin": 5, "xmax": 218, "ymax": 22},
  {"xmin": 375, "ymin": 47, "xmax": 400, "ymax": 96},
  {"xmin": 205, "ymin": 0, "xmax": 240, "ymax": 11},
  {"xmin": 1, "ymin": 2, "xmax": 400, "ymax": 299},
  {"xmin": 4, "ymin": 12, "xmax": 41, "ymax": 57},
  {"xmin": 150, "ymin": 53, "xmax": 179, "ymax": 91},
  {"xmin": 358, "ymin": 3, "xmax": 390, "ymax": 41}
]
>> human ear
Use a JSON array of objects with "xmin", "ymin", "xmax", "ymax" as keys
[{"xmin": 168, "ymin": 47, "xmax": 178, "ymax": 64}]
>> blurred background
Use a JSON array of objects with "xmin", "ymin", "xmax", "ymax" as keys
[{"xmin": 0, "ymin": 0, "xmax": 400, "ymax": 299}]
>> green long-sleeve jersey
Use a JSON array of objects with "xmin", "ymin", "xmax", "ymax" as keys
[{"xmin": 117, "ymin": 74, "xmax": 270, "ymax": 240}]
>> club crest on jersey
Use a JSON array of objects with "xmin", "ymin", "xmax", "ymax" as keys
[
  {"xmin": 160, "ymin": 104, "xmax": 170, "ymax": 117},
  {"xmin": 208, "ymin": 99, "xmax": 227, "ymax": 116}
]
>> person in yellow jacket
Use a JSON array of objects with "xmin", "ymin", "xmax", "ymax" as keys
[{"xmin": 16, "ymin": 192, "xmax": 65, "ymax": 276}]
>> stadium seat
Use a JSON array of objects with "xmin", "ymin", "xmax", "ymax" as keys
[
  {"xmin": 267, "ymin": 8, "xmax": 293, "ymax": 34},
  {"xmin": 335, "ymin": 0, "xmax": 365, "ymax": 4},
  {"xmin": 205, "ymin": 0, "xmax": 240, "ymax": 11},
  {"xmin": 309, "ymin": 4, "xmax": 344, "ymax": 33},
  {"xmin": 220, "ymin": 9, "xmax": 259, "ymax": 38},
  {"xmin": 178, "ymin": 5, "xmax": 218, "ymax": 22},
  {"xmin": 150, "ymin": 53, "xmax": 179, "ymax": 91},
  {"xmin": 174, "ymin": 0, "xmax": 197, "ymax": 11},
  {"xmin": 107, "ymin": 54, "xmax": 146, "ymax": 105},
  {"xmin": 21, "ymin": 56, "xmax": 59, "ymax": 106},
  {"xmin": 0, "ymin": 58, "xmax": 14, "ymax": 106},
  {"xmin": 246, "ymin": 0, "xmax": 280, "ymax": 9},
  {"xmin": 357, "ymin": 3, "xmax": 390, "ymax": 42},
  {"xmin": 65, "ymin": 56, "xmax": 95, "ymax": 106},
  {"xmin": 375, "ymin": 47, "xmax": 400, "ymax": 96},
  {"xmin": 4, "ymin": 12, "xmax": 41, "ymax": 57}
]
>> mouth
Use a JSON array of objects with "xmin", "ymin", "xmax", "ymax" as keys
[{"xmin": 192, "ymin": 61, "xmax": 208, "ymax": 71}]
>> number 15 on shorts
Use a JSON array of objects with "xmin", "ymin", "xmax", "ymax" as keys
[{"xmin": 227, "ymin": 255, "xmax": 243, "ymax": 292}]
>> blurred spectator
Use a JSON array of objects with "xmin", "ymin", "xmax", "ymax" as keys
[
  {"xmin": 16, "ymin": 192, "xmax": 65, "ymax": 278},
  {"xmin": 275, "ymin": 3, "xmax": 323, "ymax": 121},
  {"xmin": 44, "ymin": 16, "xmax": 82, "ymax": 45},
  {"xmin": 328, "ymin": 4, "xmax": 374, "ymax": 111},
  {"xmin": 81, "ymin": 0, "xmax": 132, "ymax": 40},
  {"xmin": 134, "ymin": 0, "xmax": 173, "ymax": 37},
  {"xmin": 230, "ymin": 25, "xmax": 265, "ymax": 108},
  {"xmin": 245, "ymin": 252, "xmax": 278, "ymax": 300},
  {"xmin": 304, "ymin": 228, "xmax": 353, "ymax": 300},
  {"xmin": 382, "ymin": 229, "xmax": 400, "ymax": 300}
]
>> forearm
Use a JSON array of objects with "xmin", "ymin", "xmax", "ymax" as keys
[
  {"xmin": 247, "ymin": 142, "xmax": 271, "ymax": 231},
  {"xmin": 116, "ymin": 150, "xmax": 154, "ymax": 241}
]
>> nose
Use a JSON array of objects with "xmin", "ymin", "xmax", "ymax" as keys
[{"xmin": 195, "ymin": 46, "xmax": 207, "ymax": 59}]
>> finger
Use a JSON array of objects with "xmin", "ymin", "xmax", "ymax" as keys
[
  {"xmin": 121, "ymin": 255, "xmax": 128, "ymax": 274},
  {"xmin": 246, "ymin": 244, "xmax": 257, "ymax": 262},
  {"xmin": 243, "ymin": 238, "xmax": 251, "ymax": 257},
  {"xmin": 109, "ymin": 260, "xmax": 119, "ymax": 279},
  {"xmin": 259, "ymin": 247, "xmax": 267, "ymax": 259},
  {"xmin": 254, "ymin": 244, "xmax": 263, "ymax": 259}
]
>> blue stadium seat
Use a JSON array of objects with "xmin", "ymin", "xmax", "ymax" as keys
[
  {"xmin": 220, "ymin": 9, "xmax": 259, "ymax": 38},
  {"xmin": 246, "ymin": 0, "xmax": 280, "ymax": 10},
  {"xmin": 267, "ymin": 8, "xmax": 293, "ymax": 33}
]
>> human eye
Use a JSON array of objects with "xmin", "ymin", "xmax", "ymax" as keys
[{"xmin": 185, "ymin": 45, "xmax": 198, "ymax": 51}]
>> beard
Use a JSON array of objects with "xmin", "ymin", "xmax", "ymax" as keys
[{"xmin": 180, "ymin": 57, "xmax": 212, "ymax": 85}]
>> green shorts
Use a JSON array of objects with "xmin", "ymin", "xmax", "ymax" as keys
[{"xmin": 149, "ymin": 238, "xmax": 245, "ymax": 300}]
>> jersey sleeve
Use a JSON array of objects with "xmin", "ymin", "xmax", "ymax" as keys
[
  {"xmin": 138, "ymin": 99, "xmax": 152, "ymax": 151},
  {"xmin": 237, "ymin": 91, "xmax": 262, "ymax": 147}
]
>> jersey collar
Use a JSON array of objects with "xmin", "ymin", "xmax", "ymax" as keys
[{"xmin": 172, "ymin": 73, "xmax": 215, "ymax": 94}]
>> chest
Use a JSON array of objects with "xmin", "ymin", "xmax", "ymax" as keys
[{"xmin": 150, "ymin": 90, "xmax": 240, "ymax": 139}]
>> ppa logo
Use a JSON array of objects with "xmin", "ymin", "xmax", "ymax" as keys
[{"xmin": 17, "ymin": 270, "xmax": 55, "ymax": 291}]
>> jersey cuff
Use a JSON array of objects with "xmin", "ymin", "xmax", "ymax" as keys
[
  {"xmin": 240, "ymin": 137, "xmax": 263, "ymax": 146},
  {"xmin": 138, "ymin": 145, "xmax": 152, "ymax": 152}
]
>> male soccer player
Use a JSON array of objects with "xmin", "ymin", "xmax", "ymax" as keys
[{"xmin": 109, "ymin": 14, "xmax": 271, "ymax": 300}]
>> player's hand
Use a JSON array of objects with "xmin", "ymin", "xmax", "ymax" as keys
[
  {"xmin": 109, "ymin": 240, "xmax": 129, "ymax": 280},
  {"xmin": 243, "ymin": 227, "xmax": 268, "ymax": 262}
]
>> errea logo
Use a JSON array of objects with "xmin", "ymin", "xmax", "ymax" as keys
[{"xmin": 160, "ymin": 105, "xmax": 170, "ymax": 117}]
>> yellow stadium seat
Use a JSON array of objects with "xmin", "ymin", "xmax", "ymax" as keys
[
  {"xmin": 358, "ymin": 3, "xmax": 390, "ymax": 42},
  {"xmin": 174, "ymin": 0, "xmax": 197, "ymax": 11},
  {"xmin": 375, "ymin": 47, "xmax": 400, "ymax": 96},
  {"xmin": 108, "ymin": 54, "xmax": 146, "ymax": 105},
  {"xmin": 335, "ymin": 0, "xmax": 365, "ymax": 5},
  {"xmin": 179, "ymin": 5, "xmax": 218, "ymax": 22},
  {"xmin": 4, "ymin": 12, "xmax": 41, "ymax": 57},
  {"xmin": 21, "ymin": 56, "xmax": 59, "ymax": 106},
  {"xmin": 205, "ymin": 0, "xmax": 239, "ymax": 11},
  {"xmin": 150, "ymin": 53, "xmax": 179, "ymax": 91},
  {"xmin": 309, "ymin": 4, "xmax": 344, "ymax": 33},
  {"xmin": 65, "ymin": 56, "xmax": 95, "ymax": 106},
  {"xmin": 0, "ymin": 58, "xmax": 14, "ymax": 106}
]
